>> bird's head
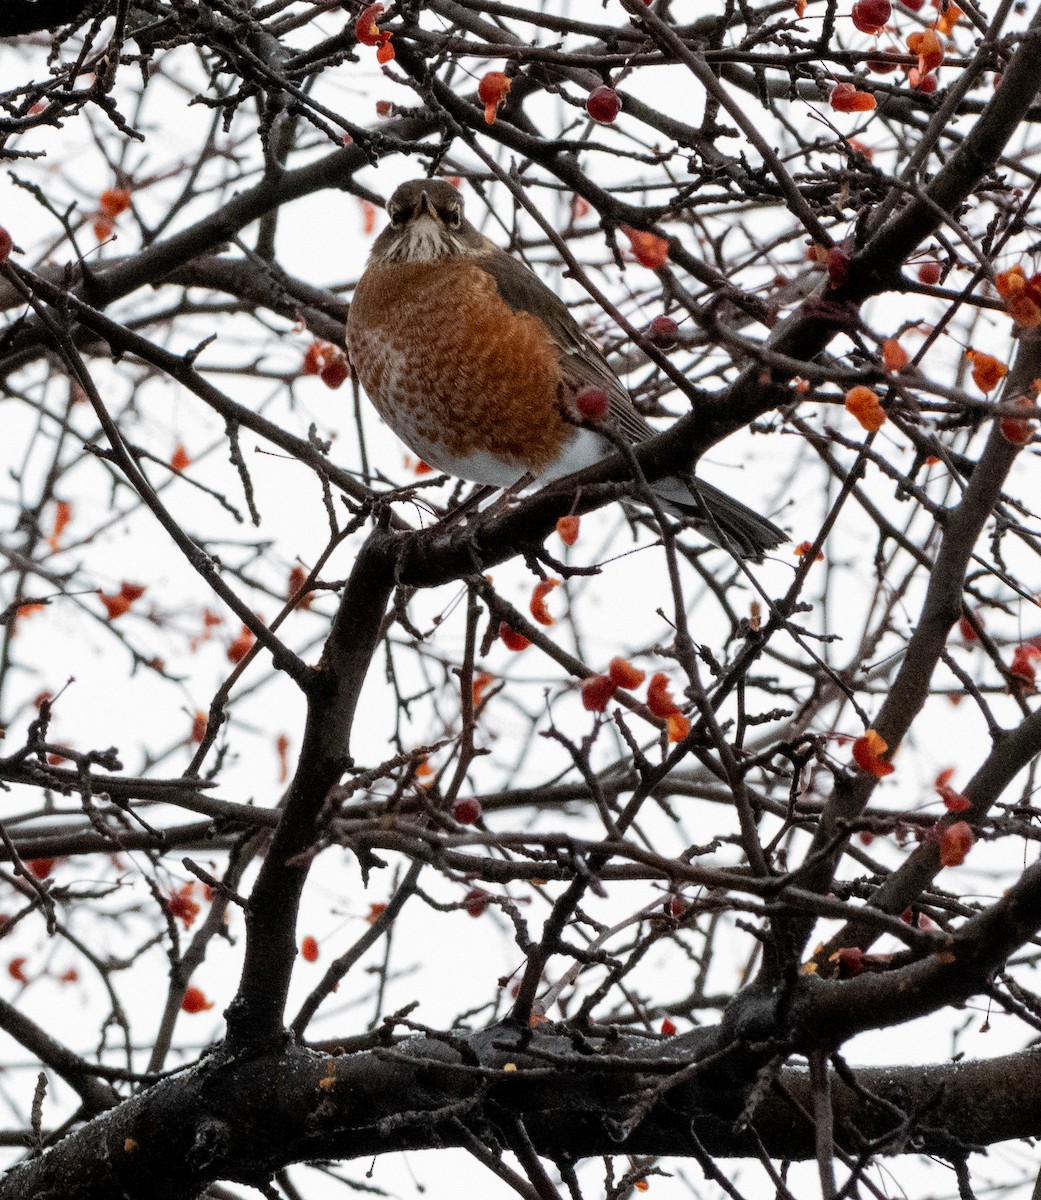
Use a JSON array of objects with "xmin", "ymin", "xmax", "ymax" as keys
[{"xmin": 369, "ymin": 179, "xmax": 486, "ymax": 264}]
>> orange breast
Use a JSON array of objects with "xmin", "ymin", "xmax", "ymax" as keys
[{"xmin": 347, "ymin": 257, "xmax": 572, "ymax": 475}]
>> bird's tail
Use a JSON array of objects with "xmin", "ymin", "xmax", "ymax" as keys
[{"xmin": 653, "ymin": 477, "xmax": 787, "ymax": 562}]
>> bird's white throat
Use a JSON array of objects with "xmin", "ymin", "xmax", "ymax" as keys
[{"xmin": 384, "ymin": 214, "xmax": 471, "ymax": 263}]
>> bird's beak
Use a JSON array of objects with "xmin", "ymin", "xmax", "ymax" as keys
[{"xmin": 417, "ymin": 190, "xmax": 433, "ymax": 216}]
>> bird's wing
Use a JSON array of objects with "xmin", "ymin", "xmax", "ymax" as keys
[
  {"xmin": 475, "ymin": 245, "xmax": 654, "ymax": 445},
  {"xmin": 473, "ymin": 245, "xmax": 786, "ymax": 560}
]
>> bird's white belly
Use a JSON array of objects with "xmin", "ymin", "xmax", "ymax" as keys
[{"xmin": 399, "ymin": 426, "xmax": 611, "ymax": 489}]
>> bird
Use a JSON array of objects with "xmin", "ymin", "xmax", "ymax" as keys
[{"xmin": 346, "ymin": 178, "xmax": 786, "ymax": 560}]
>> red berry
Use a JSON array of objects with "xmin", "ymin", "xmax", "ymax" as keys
[
  {"xmin": 452, "ymin": 798, "xmax": 482, "ymax": 825},
  {"xmin": 939, "ymin": 821, "xmax": 974, "ymax": 867},
  {"xmin": 917, "ymin": 261, "xmax": 942, "ymax": 285},
  {"xmin": 499, "ymin": 622, "xmax": 531, "ymax": 652},
  {"xmin": 648, "ymin": 315, "xmax": 679, "ymax": 349},
  {"xmin": 575, "ymin": 385, "xmax": 609, "ymax": 420},
  {"xmin": 867, "ymin": 57, "xmax": 897, "ymax": 73},
  {"xmin": 355, "ymin": 3, "xmax": 385, "ymax": 45},
  {"xmin": 303, "ymin": 341, "xmax": 328, "ymax": 374},
  {"xmin": 586, "ymin": 85, "xmax": 621, "ymax": 124},
  {"xmin": 833, "ymin": 946, "xmax": 865, "ymax": 977},
  {"xmin": 958, "ymin": 613, "xmax": 981, "ymax": 642},
  {"xmin": 827, "ymin": 245, "xmax": 852, "ymax": 289},
  {"xmin": 999, "ymin": 398, "xmax": 1037, "ymax": 446},
  {"xmin": 464, "ymin": 888, "xmax": 489, "ymax": 917},
  {"xmin": 319, "ymin": 357, "xmax": 349, "ymax": 389},
  {"xmin": 916, "ymin": 72, "xmax": 938, "ymax": 94},
  {"xmin": 851, "ymin": 0, "xmax": 891, "ymax": 34},
  {"xmin": 581, "ymin": 674, "xmax": 617, "ymax": 712},
  {"xmin": 0, "ymin": 227, "xmax": 12, "ymax": 264}
]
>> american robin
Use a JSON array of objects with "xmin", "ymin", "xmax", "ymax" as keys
[{"xmin": 347, "ymin": 179, "xmax": 786, "ymax": 560}]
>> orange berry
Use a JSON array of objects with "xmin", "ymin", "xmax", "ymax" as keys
[
  {"xmin": 181, "ymin": 986, "xmax": 214, "ymax": 1013},
  {"xmin": 936, "ymin": 3, "xmax": 961, "ymax": 35},
  {"xmin": 478, "ymin": 72, "xmax": 511, "ymax": 124},
  {"xmin": 227, "ymin": 625, "xmax": 255, "ymax": 663},
  {"xmin": 556, "ymin": 515, "xmax": 580, "ymax": 546},
  {"xmin": 167, "ymin": 883, "xmax": 201, "ymax": 928},
  {"xmin": 98, "ymin": 591, "xmax": 132, "ymax": 620},
  {"xmin": 608, "ymin": 656, "xmax": 646, "ymax": 690},
  {"xmin": 851, "ymin": 729, "xmax": 894, "ymax": 777},
  {"xmin": 666, "ymin": 712, "xmax": 691, "ymax": 742},
  {"xmin": 965, "ymin": 349, "xmax": 1007, "ymax": 393},
  {"xmin": 622, "ymin": 227, "xmax": 669, "ymax": 270},
  {"xmin": 844, "ymin": 385, "xmax": 886, "ymax": 432},
  {"xmin": 906, "ymin": 29, "xmax": 944, "ymax": 73},
  {"xmin": 999, "ymin": 395, "xmax": 1038, "ymax": 445},
  {"xmin": 529, "ymin": 578, "xmax": 559, "ymax": 626},
  {"xmin": 275, "ymin": 732, "xmax": 290, "ymax": 783},
  {"xmin": 301, "ymin": 935, "xmax": 319, "ymax": 962},
  {"xmin": 881, "ymin": 338, "xmax": 909, "ymax": 372},
  {"xmin": 99, "ymin": 187, "xmax": 132, "ymax": 217},
  {"xmin": 935, "ymin": 769, "xmax": 970, "ymax": 813},
  {"xmin": 830, "ymin": 82, "xmax": 877, "ymax": 112},
  {"xmin": 48, "ymin": 499, "xmax": 72, "ymax": 550},
  {"xmin": 471, "ymin": 671, "xmax": 494, "ymax": 708}
]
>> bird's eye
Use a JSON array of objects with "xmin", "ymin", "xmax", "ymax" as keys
[
  {"xmin": 389, "ymin": 205, "xmax": 408, "ymax": 226},
  {"xmin": 439, "ymin": 205, "xmax": 461, "ymax": 228}
]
